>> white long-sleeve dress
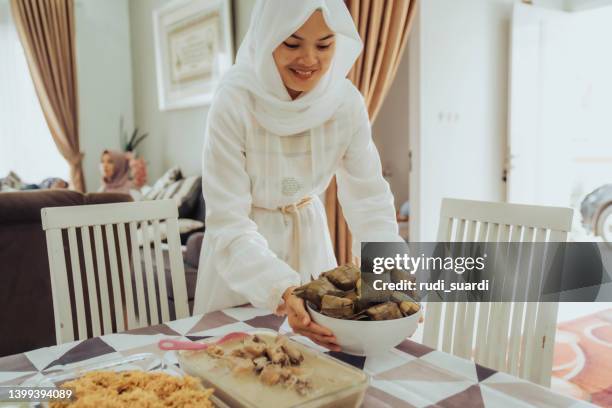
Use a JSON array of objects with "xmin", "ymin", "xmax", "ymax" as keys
[{"xmin": 193, "ymin": 84, "xmax": 403, "ymax": 315}]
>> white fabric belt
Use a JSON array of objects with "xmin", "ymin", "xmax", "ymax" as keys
[{"xmin": 253, "ymin": 196, "xmax": 313, "ymax": 271}]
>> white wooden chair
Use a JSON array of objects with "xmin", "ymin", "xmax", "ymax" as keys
[
  {"xmin": 423, "ymin": 198, "xmax": 573, "ymax": 387},
  {"xmin": 41, "ymin": 200, "xmax": 189, "ymax": 344}
]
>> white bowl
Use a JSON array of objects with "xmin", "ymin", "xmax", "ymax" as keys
[{"xmin": 307, "ymin": 303, "xmax": 422, "ymax": 356}]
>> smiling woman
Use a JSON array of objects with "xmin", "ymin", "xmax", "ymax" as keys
[
  {"xmin": 194, "ymin": 0, "xmax": 405, "ymax": 352},
  {"xmin": 272, "ymin": 11, "xmax": 337, "ymax": 100}
]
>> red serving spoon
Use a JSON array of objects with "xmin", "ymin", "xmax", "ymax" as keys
[{"xmin": 158, "ymin": 332, "xmax": 250, "ymax": 351}]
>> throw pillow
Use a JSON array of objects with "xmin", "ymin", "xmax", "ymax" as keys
[
  {"xmin": 161, "ymin": 176, "xmax": 202, "ymax": 218},
  {"xmin": 0, "ymin": 171, "xmax": 23, "ymax": 191},
  {"xmin": 144, "ymin": 166, "xmax": 182, "ymax": 200},
  {"xmin": 136, "ymin": 218, "xmax": 203, "ymax": 246},
  {"xmin": 177, "ymin": 218, "xmax": 204, "ymax": 234}
]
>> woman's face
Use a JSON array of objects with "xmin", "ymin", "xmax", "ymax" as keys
[
  {"xmin": 272, "ymin": 10, "xmax": 336, "ymax": 99},
  {"xmin": 101, "ymin": 153, "xmax": 115, "ymax": 179}
]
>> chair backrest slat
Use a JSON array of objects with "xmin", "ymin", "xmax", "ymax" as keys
[
  {"xmin": 152, "ymin": 220, "xmax": 170, "ymax": 322},
  {"xmin": 425, "ymin": 198, "xmax": 572, "ymax": 387},
  {"xmin": 41, "ymin": 200, "xmax": 189, "ymax": 343},
  {"xmin": 470, "ymin": 220, "xmax": 491, "ymax": 363},
  {"xmin": 422, "ymin": 215, "xmax": 454, "ymax": 349},
  {"xmin": 129, "ymin": 220, "xmax": 148, "ymax": 328},
  {"xmin": 441, "ymin": 301, "xmax": 456, "ymax": 354},
  {"xmin": 492, "ymin": 225, "xmax": 521, "ymax": 371},
  {"xmin": 67, "ymin": 227, "xmax": 87, "ymax": 340},
  {"xmin": 455, "ymin": 219, "xmax": 467, "ymax": 242},
  {"xmin": 117, "ymin": 222, "xmax": 137, "ymax": 328},
  {"xmin": 140, "ymin": 220, "xmax": 160, "ymax": 326},
  {"xmin": 520, "ymin": 227, "xmax": 549, "ymax": 382},
  {"xmin": 454, "ymin": 219, "xmax": 479, "ymax": 359},
  {"xmin": 465, "ymin": 220, "xmax": 477, "ymax": 241},
  {"xmin": 80, "ymin": 226, "xmax": 101, "ymax": 337},
  {"xmin": 105, "ymin": 224, "xmax": 125, "ymax": 332},
  {"xmin": 165, "ymin": 216, "xmax": 190, "ymax": 319},
  {"xmin": 507, "ymin": 228, "xmax": 533, "ymax": 376},
  {"xmin": 474, "ymin": 221, "xmax": 497, "ymax": 363},
  {"xmin": 534, "ymin": 229, "xmax": 567, "ymax": 386},
  {"xmin": 92, "ymin": 224, "xmax": 113, "ymax": 334},
  {"xmin": 44, "ymin": 229, "xmax": 74, "ymax": 343}
]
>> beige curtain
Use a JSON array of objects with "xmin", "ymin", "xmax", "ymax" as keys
[
  {"xmin": 10, "ymin": 0, "xmax": 85, "ymax": 192},
  {"xmin": 325, "ymin": 0, "xmax": 419, "ymax": 264}
]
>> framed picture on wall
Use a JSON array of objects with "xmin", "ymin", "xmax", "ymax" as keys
[{"xmin": 153, "ymin": 0, "xmax": 233, "ymax": 111}]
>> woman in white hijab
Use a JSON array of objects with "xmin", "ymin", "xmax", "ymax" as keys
[{"xmin": 194, "ymin": 0, "xmax": 404, "ymax": 350}]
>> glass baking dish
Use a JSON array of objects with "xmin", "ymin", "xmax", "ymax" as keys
[
  {"xmin": 177, "ymin": 330, "xmax": 369, "ymax": 408},
  {"xmin": 29, "ymin": 353, "xmax": 229, "ymax": 408}
]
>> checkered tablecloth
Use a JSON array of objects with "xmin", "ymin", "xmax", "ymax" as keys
[{"xmin": 0, "ymin": 306, "xmax": 594, "ymax": 407}]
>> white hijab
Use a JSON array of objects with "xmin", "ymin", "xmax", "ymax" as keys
[{"xmin": 219, "ymin": 0, "xmax": 363, "ymax": 136}]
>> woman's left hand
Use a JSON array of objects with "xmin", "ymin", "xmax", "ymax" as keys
[{"xmin": 283, "ymin": 287, "xmax": 341, "ymax": 352}]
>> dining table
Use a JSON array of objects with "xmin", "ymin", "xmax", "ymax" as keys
[{"xmin": 0, "ymin": 305, "xmax": 595, "ymax": 407}]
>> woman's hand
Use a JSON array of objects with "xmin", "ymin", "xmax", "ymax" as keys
[{"xmin": 283, "ymin": 287, "xmax": 340, "ymax": 352}]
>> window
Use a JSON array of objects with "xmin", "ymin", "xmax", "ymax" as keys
[{"xmin": 0, "ymin": 0, "xmax": 68, "ymax": 184}]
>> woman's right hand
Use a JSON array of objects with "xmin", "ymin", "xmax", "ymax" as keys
[{"xmin": 283, "ymin": 287, "xmax": 340, "ymax": 352}]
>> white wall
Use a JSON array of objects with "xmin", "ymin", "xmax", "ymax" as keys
[
  {"xmin": 75, "ymin": 0, "xmax": 134, "ymax": 191},
  {"xmin": 566, "ymin": 0, "xmax": 612, "ymax": 10},
  {"xmin": 128, "ymin": 0, "xmax": 205, "ymax": 181},
  {"xmin": 128, "ymin": 0, "xmax": 254, "ymax": 181},
  {"xmin": 373, "ymin": 51, "xmax": 410, "ymax": 210},
  {"xmin": 408, "ymin": 12, "xmax": 422, "ymax": 240},
  {"xmin": 234, "ymin": 0, "xmax": 254, "ymax": 45},
  {"xmin": 410, "ymin": 0, "xmax": 515, "ymax": 241},
  {"xmin": 408, "ymin": 0, "xmax": 574, "ymax": 241}
]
